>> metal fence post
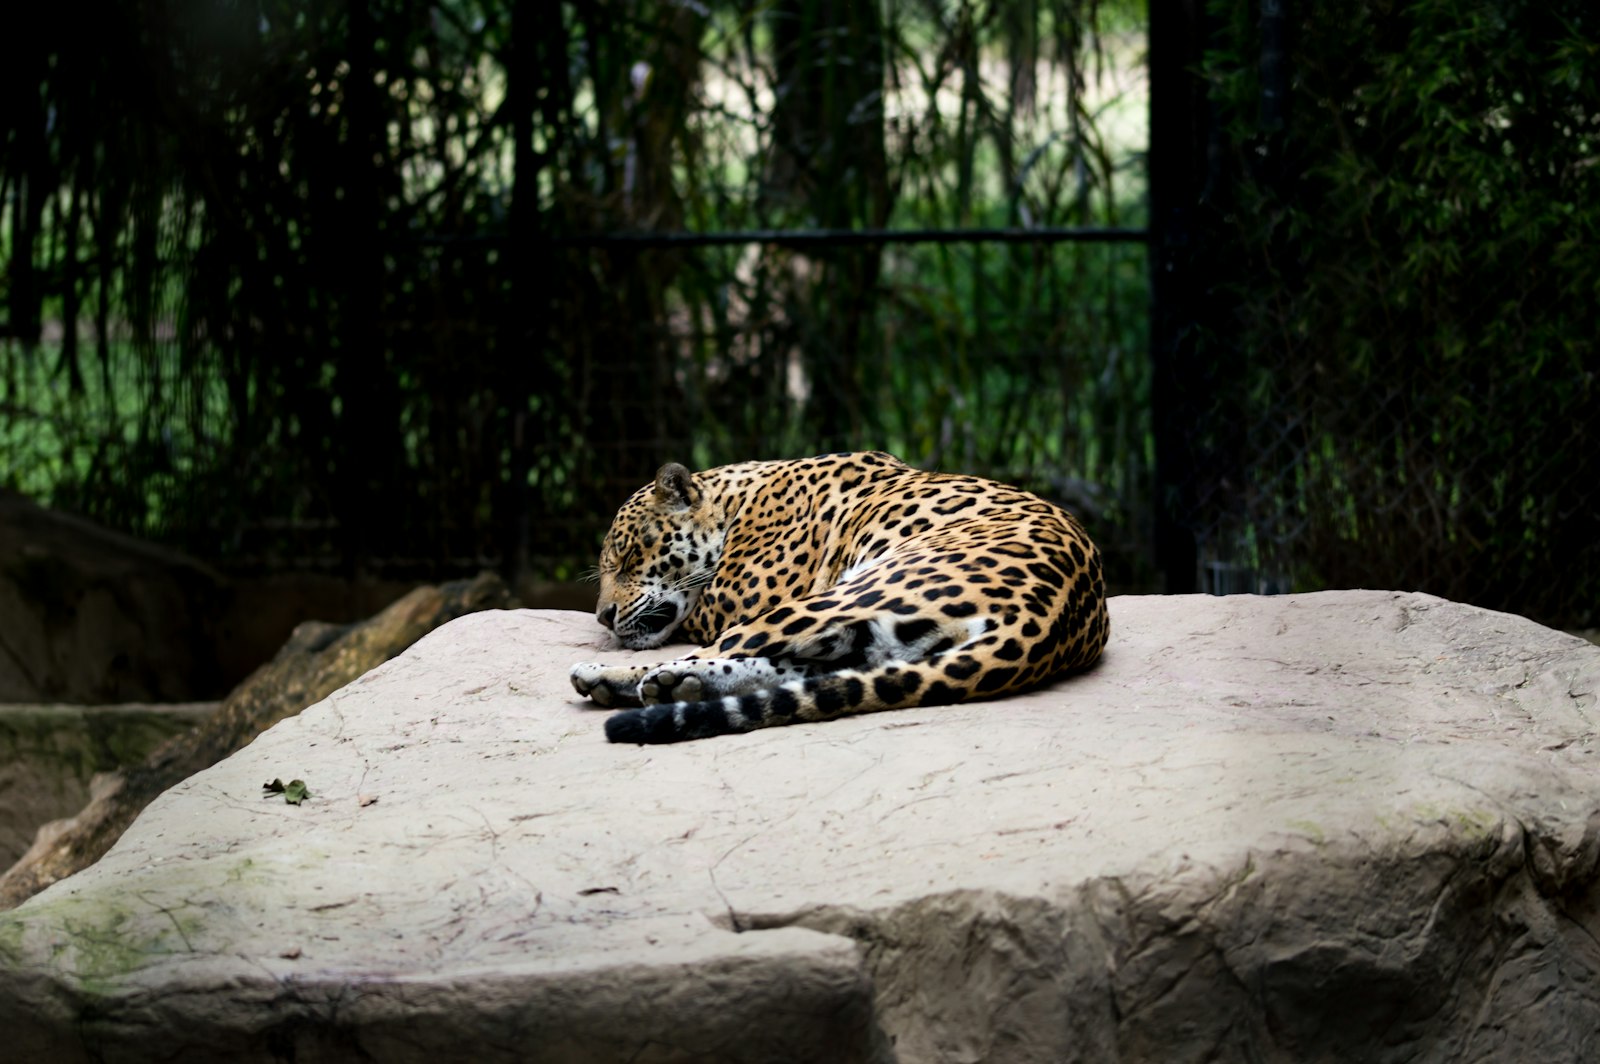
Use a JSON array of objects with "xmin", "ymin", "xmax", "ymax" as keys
[{"xmin": 1148, "ymin": 0, "xmax": 1208, "ymax": 594}]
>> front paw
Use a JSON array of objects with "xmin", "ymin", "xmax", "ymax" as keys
[
  {"xmin": 570, "ymin": 662, "xmax": 641, "ymax": 708},
  {"xmin": 639, "ymin": 665, "xmax": 706, "ymax": 705}
]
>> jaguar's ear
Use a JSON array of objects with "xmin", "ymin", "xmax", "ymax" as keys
[{"xmin": 653, "ymin": 462, "xmax": 700, "ymax": 510}]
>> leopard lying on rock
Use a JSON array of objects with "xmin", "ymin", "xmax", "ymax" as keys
[{"xmin": 570, "ymin": 451, "xmax": 1108, "ymax": 744}]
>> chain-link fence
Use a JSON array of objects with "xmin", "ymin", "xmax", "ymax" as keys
[
  {"xmin": 517, "ymin": 232, "xmax": 1151, "ymax": 590},
  {"xmin": 1167, "ymin": 0, "xmax": 1600, "ymax": 630},
  {"xmin": 1168, "ymin": 344, "xmax": 1598, "ymax": 628}
]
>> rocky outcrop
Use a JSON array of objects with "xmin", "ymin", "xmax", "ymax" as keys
[
  {"xmin": 0, "ymin": 492, "xmax": 430, "ymax": 703},
  {"xmin": 0, "ymin": 591, "xmax": 1596, "ymax": 1062},
  {"xmin": 0, "ymin": 572, "xmax": 515, "ymax": 910},
  {"xmin": 0, "ymin": 703, "xmax": 217, "ymax": 868},
  {"xmin": 0, "ymin": 492, "xmax": 229, "ymax": 703}
]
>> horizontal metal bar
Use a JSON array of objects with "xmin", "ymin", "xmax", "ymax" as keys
[
  {"xmin": 551, "ymin": 226, "xmax": 1149, "ymax": 248},
  {"xmin": 397, "ymin": 226, "xmax": 1148, "ymax": 249}
]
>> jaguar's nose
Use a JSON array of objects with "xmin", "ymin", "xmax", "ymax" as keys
[{"xmin": 597, "ymin": 603, "xmax": 618, "ymax": 631}]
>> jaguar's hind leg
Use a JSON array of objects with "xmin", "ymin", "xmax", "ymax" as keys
[
  {"xmin": 638, "ymin": 606, "xmax": 990, "ymax": 704},
  {"xmin": 639, "ymin": 657, "xmax": 817, "ymax": 704}
]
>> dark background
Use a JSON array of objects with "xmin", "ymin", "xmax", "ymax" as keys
[{"xmin": 2, "ymin": 0, "xmax": 1595, "ymax": 633}]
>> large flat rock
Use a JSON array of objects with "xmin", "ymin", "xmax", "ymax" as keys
[{"xmin": 2, "ymin": 591, "xmax": 1597, "ymax": 1062}]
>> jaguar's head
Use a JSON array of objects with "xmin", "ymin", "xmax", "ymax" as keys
[{"xmin": 592, "ymin": 462, "xmax": 724, "ymax": 649}]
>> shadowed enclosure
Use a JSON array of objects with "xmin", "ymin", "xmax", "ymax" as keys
[{"xmin": 1, "ymin": 0, "xmax": 1595, "ymax": 627}]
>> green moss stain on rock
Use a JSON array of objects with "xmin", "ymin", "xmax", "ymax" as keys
[
  {"xmin": 5, "ymin": 885, "xmax": 221, "ymax": 997},
  {"xmin": 0, "ymin": 913, "xmax": 24, "ymax": 967}
]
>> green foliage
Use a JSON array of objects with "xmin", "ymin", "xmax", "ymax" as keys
[
  {"xmin": 4, "ymin": 0, "xmax": 1148, "ymax": 581},
  {"xmin": 536, "ymin": 0, "xmax": 1149, "ymax": 578},
  {"xmin": 2, "ymin": 0, "xmax": 522, "ymax": 566},
  {"xmin": 263, "ymin": 778, "xmax": 310, "ymax": 805},
  {"xmin": 1197, "ymin": 0, "xmax": 1598, "ymax": 624}
]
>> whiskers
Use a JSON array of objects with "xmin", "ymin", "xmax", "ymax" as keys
[
  {"xmin": 667, "ymin": 569, "xmax": 715, "ymax": 594},
  {"xmin": 579, "ymin": 566, "xmax": 706, "ymax": 592}
]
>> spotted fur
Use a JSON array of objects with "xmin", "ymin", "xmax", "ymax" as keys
[{"xmin": 570, "ymin": 451, "xmax": 1108, "ymax": 743}]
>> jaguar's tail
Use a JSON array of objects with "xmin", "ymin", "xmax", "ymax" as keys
[{"xmin": 602, "ymin": 661, "xmax": 916, "ymax": 744}]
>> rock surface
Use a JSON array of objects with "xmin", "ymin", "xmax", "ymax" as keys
[{"xmin": 1, "ymin": 591, "xmax": 1597, "ymax": 1063}]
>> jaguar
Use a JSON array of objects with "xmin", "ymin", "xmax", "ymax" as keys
[{"xmin": 570, "ymin": 451, "xmax": 1108, "ymax": 743}]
